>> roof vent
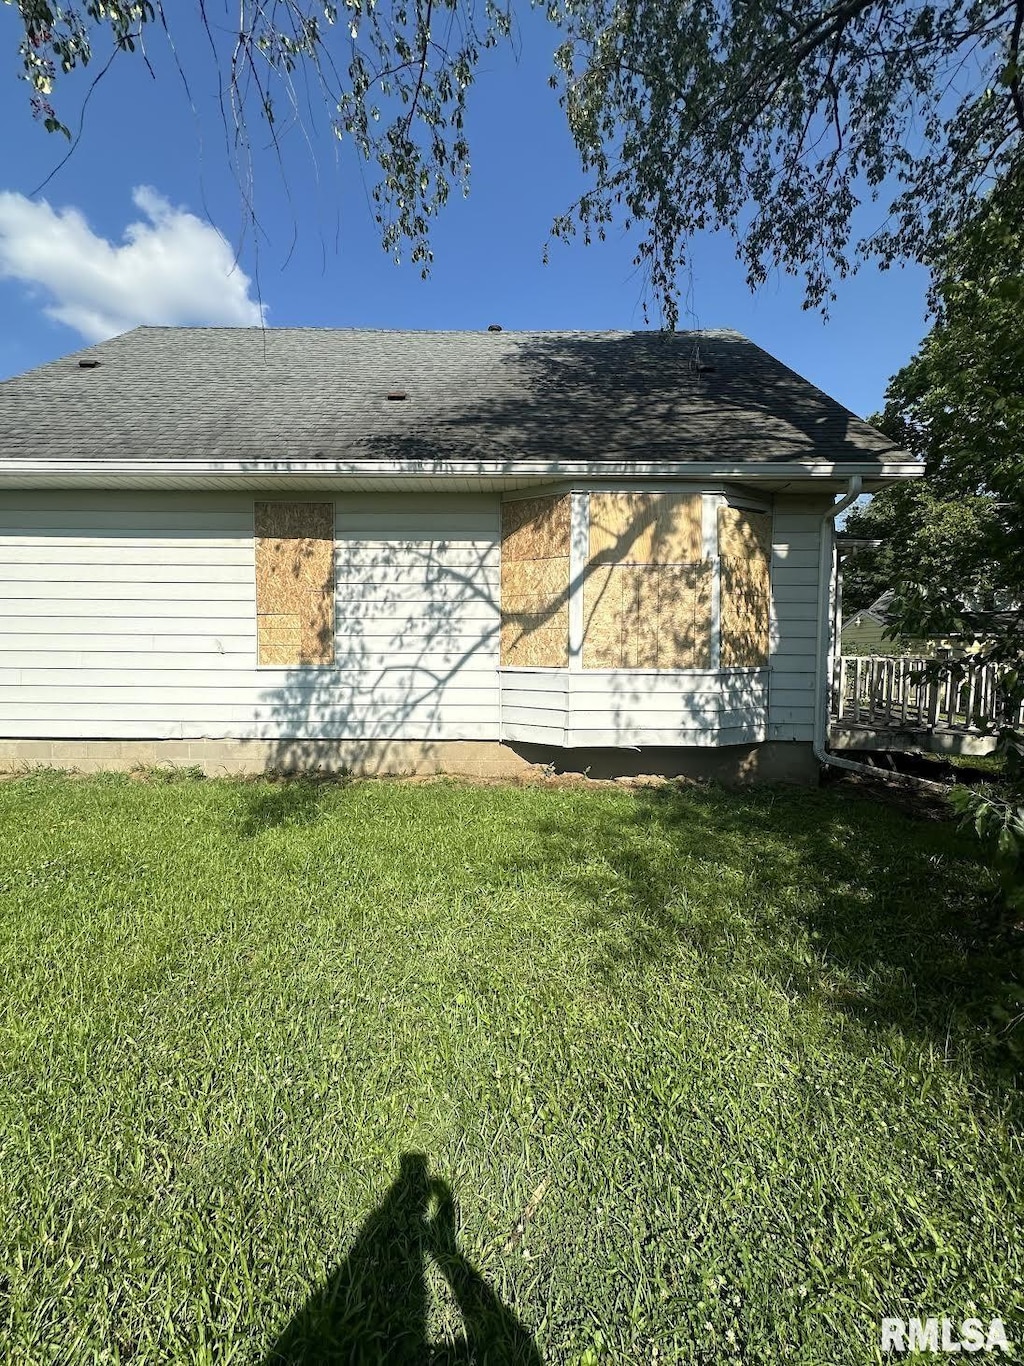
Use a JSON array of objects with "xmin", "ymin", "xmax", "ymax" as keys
[
  {"xmin": 487, "ymin": 323, "xmax": 502, "ymax": 332},
  {"xmin": 78, "ymin": 359, "xmax": 101, "ymax": 369},
  {"xmin": 386, "ymin": 391, "xmax": 408, "ymax": 401}
]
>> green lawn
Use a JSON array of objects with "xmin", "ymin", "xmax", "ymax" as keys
[{"xmin": 0, "ymin": 771, "xmax": 1021, "ymax": 1364}]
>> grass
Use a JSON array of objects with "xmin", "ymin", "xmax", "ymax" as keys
[
  {"xmin": 0, "ymin": 771, "xmax": 1021, "ymax": 1365},
  {"xmin": 914, "ymin": 749, "xmax": 1009, "ymax": 775}
]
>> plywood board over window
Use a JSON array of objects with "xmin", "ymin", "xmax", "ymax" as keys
[
  {"xmin": 589, "ymin": 492, "xmax": 704, "ymax": 564},
  {"xmin": 255, "ymin": 502, "xmax": 335, "ymax": 666},
  {"xmin": 583, "ymin": 493, "xmax": 711, "ymax": 669},
  {"xmin": 718, "ymin": 506, "xmax": 772, "ymax": 667},
  {"xmin": 500, "ymin": 496, "xmax": 571, "ymax": 667}
]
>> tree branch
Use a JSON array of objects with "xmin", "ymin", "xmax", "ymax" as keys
[
  {"xmin": 401, "ymin": 0, "xmax": 435, "ymax": 137},
  {"xmin": 1009, "ymin": 0, "xmax": 1024, "ymax": 133},
  {"xmin": 736, "ymin": 0, "xmax": 879, "ymax": 138}
]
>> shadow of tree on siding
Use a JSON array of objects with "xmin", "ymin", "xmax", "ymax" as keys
[
  {"xmin": 254, "ymin": 495, "xmax": 507, "ymax": 776},
  {"xmin": 245, "ymin": 330, "xmax": 893, "ymax": 774},
  {"xmin": 263, "ymin": 1153, "xmax": 543, "ymax": 1365},
  {"xmin": 253, "ymin": 493, "xmax": 769, "ymax": 775}
]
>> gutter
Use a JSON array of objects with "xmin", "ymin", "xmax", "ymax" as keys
[
  {"xmin": 813, "ymin": 478, "xmax": 950, "ymax": 794},
  {"xmin": 0, "ymin": 458, "xmax": 926, "ymax": 488}
]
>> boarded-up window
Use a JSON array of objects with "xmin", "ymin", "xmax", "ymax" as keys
[
  {"xmin": 500, "ymin": 496, "xmax": 571, "ymax": 667},
  {"xmin": 583, "ymin": 493, "xmax": 711, "ymax": 669},
  {"xmin": 718, "ymin": 506, "xmax": 771, "ymax": 667},
  {"xmin": 255, "ymin": 502, "xmax": 335, "ymax": 666},
  {"xmin": 588, "ymin": 492, "xmax": 704, "ymax": 565}
]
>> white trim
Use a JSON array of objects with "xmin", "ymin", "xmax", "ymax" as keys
[
  {"xmin": 498, "ymin": 666, "xmax": 768, "ymax": 678},
  {"xmin": 499, "ymin": 487, "xmax": 567, "ymax": 503},
  {"xmin": 0, "ymin": 459, "xmax": 925, "ymax": 487},
  {"xmin": 703, "ymin": 494, "xmax": 723, "ymax": 671},
  {"xmin": 503, "ymin": 480, "xmax": 778, "ymax": 500},
  {"xmin": 568, "ymin": 492, "xmax": 588, "ymax": 671}
]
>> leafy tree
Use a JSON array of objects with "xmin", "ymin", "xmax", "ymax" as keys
[
  {"xmin": 6, "ymin": 0, "xmax": 1024, "ymax": 317},
  {"xmin": 840, "ymin": 484, "xmax": 1002, "ymax": 618},
  {"xmin": 867, "ymin": 175, "xmax": 1024, "ymax": 928},
  {"xmin": 8, "ymin": 0, "xmax": 511, "ymax": 276},
  {"xmin": 842, "ymin": 169, "xmax": 1022, "ymax": 642},
  {"xmin": 552, "ymin": 0, "xmax": 1024, "ymax": 315},
  {"xmin": 840, "ymin": 485, "xmax": 920, "ymax": 618},
  {"xmin": 875, "ymin": 175, "xmax": 1024, "ymax": 653}
]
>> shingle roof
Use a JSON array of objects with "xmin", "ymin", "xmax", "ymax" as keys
[{"xmin": 0, "ymin": 326, "xmax": 900, "ymax": 467}]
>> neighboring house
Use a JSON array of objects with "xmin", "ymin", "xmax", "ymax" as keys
[
  {"xmin": 0, "ymin": 327, "xmax": 921, "ymax": 781},
  {"xmin": 841, "ymin": 589, "xmax": 1015, "ymax": 658},
  {"xmin": 840, "ymin": 591, "xmax": 918, "ymax": 656}
]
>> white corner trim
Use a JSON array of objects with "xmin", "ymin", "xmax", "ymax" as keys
[
  {"xmin": 568, "ymin": 491, "xmax": 589, "ymax": 672},
  {"xmin": 704, "ymin": 494, "xmax": 724, "ymax": 672}
]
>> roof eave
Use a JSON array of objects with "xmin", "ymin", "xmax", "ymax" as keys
[{"xmin": 0, "ymin": 457, "xmax": 923, "ymax": 490}]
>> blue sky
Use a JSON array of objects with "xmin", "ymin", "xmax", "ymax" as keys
[{"xmin": 0, "ymin": 4, "xmax": 931, "ymax": 417}]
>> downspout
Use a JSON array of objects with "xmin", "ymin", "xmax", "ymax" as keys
[
  {"xmin": 812, "ymin": 479, "xmax": 950, "ymax": 792},
  {"xmin": 813, "ymin": 478, "xmax": 863, "ymax": 770},
  {"xmin": 814, "ymin": 478, "xmax": 891, "ymax": 777}
]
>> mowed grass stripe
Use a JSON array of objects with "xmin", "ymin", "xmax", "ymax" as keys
[{"xmin": 0, "ymin": 772, "xmax": 1020, "ymax": 1364}]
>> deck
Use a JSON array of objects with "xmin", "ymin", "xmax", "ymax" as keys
[{"xmin": 828, "ymin": 655, "xmax": 1017, "ymax": 756}]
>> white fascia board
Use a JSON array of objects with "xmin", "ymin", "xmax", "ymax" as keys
[{"xmin": 0, "ymin": 458, "xmax": 924, "ymax": 487}]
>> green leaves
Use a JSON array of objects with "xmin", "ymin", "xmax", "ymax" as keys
[
  {"xmin": 7, "ymin": 0, "xmax": 512, "ymax": 281},
  {"xmin": 854, "ymin": 177, "xmax": 1024, "ymax": 666},
  {"xmin": 547, "ymin": 0, "xmax": 1024, "ymax": 320},
  {"xmin": 949, "ymin": 783, "xmax": 1024, "ymax": 911},
  {"xmin": 6, "ymin": 0, "xmax": 1023, "ymax": 312},
  {"xmin": 846, "ymin": 180, "xmax": 1024, "ymax": 923}
]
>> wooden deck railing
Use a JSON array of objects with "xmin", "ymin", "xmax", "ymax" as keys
[{"xmin": 832, "ymin": 655, "xmax": 1024, "ymax": 733}]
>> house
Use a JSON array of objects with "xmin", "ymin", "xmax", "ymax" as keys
[
  {"xmin": 840, "ymin": 589, "xmax": 1016, "ymax": 659},
  {"xmin": 0, "ymin": 327, "xmax": 921, "ymax": 781},
  {"xmin": 841, "ymin": 591, "xmax": 913, "ymax": 656},
  {"xmin": 839, "ymin": 589, "xmax": 937, "ymax": 657}
]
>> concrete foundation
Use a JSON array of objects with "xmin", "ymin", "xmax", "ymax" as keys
[
  {"xmin": 0, "ymin": 738, "xmax": 532, "ymax": 779},
  {"xmin": 0, "ymin": 737, "xmax": 820, "ymax": 784},
  {"xmin": 509, "ymin": 741, "xmax": 820, "ymax": 785}
]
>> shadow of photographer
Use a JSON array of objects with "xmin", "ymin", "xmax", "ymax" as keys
[{"xmin": 263, "ymin": 1153, "xmax": 543, "ymax": 1364}]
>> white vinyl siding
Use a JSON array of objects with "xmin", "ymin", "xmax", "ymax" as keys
[
  {"xmin": 499, "ymin": 672, "xmax": 569, "ymax": 746},
  {"xmin": 0, "ymin": 488, "xmax": 827, "ymax": 751},
  {"xmin": 327, "ymin": 494, "xmax": 499, "ymax": 739},
  {"xmin": 0, "ymin": 491, "xmax": 500, "ymax": 742},
  {"xmin": 500, "ymin": 669, "xmax": 766, "ymax": 747},
  {"xmin": 767, "ymin": 500, "xmax": 829, "ymax": 742}
]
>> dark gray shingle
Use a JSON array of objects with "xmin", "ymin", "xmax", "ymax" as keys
[{"xmin": 0, "ymin": 326, "xmax": 898, "ymax": 466}]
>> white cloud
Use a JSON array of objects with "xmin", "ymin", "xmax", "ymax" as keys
[{"xmin": 0, "ymin": 185, "xmax": 266, "ymax": 341}]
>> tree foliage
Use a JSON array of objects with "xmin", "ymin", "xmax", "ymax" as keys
[
  {"xmin": 840, "ymin": 163, "xmax": 1022, "ymax": 633},
  {"xmin": 552, "ymin": 0, "xmax": 1024, "ymax": 316},
  {"xmin": 8, "ymin": 0, "xmax": 513, "ymax": 275},
  {"xmin": 859, "ymin": 175, "xmax": 1024, "ymax": 917},
  {"xmin": 6, "ymin": 0, "xmax": 1024, "ymax": 317},
  {"xmin": 841, "ymin": 483, "xmax": 1003, "ymax": 618},
  {"xmin": 872, "ymin": 174, "xmax": 1024, "ymax": 652}
]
